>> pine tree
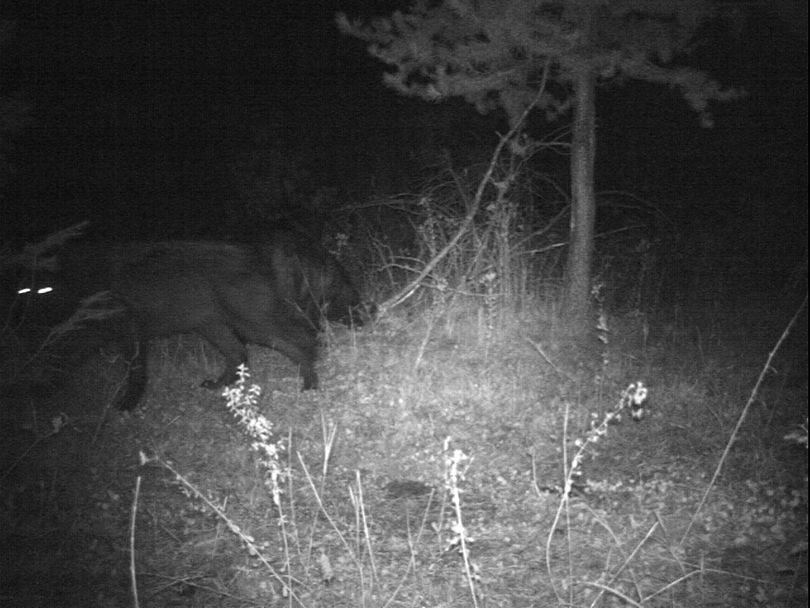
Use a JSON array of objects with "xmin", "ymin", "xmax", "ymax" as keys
[{"xmin": 339, "ymin": 0, "xmax": 742, "ymax": 327}]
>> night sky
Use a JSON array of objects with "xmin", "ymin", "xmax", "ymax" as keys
[{"xmin": 1, "ymin": 1, "xmax": 807, "ymax": 257}]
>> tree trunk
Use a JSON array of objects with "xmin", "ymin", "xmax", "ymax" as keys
[{"xmin": 565, "ymin": 63, "xmax": 597, "ymax": 330}]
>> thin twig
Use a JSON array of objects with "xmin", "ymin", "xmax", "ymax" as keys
[
  {"xmin": 130, "ymin": 474, "xmax": 142, "ymax": 608},
  {"xmin": 681, "ymin": 294, "xmax": 808, "ymax": 543},
  {"xmin": 383, "ymin": 63, "xmax": 550, "ymax": 312}
]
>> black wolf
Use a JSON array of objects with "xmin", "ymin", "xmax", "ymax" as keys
[{"xmin": 6, "ymin": 232, "xmax": 368, "ymax": 410}]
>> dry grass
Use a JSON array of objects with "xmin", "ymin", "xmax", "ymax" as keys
[{"xmin": 1, "ymin": 290, "xmax": 806, "ymax": 607}]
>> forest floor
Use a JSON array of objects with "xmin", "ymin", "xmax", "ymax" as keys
[{"xmin": 1, "ymin": 292, "xmax": 806, "ymax": 607}]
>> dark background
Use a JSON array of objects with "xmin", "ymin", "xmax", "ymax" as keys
[{"xmin": 1, "ymin": 0, "xmax": 806, "ymax": 263}]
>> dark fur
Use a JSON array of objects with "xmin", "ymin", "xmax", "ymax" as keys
[{"xmin": 7, "ymin": 233, "xmax": 367, "ymax": 410}]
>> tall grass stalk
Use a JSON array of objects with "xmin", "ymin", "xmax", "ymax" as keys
[
  {"xmin": 443, "ymin": 437, "xmax": 479, "ymax": 608},
  {"xmin": 142, "ymin": 452, "xmax": 304, "ymax": 605},
  {"xmin": 539, "ymin": 382, "xmax": 649, "ymax": 604},
  {"xmin": 681, "ymin": 294, "xmax": 808, "ymax": 543}
]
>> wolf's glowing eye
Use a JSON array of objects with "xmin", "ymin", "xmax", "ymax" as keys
[{"xmin": 16, "ymin": 286, "xmax": 53, "ymax": 295}]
